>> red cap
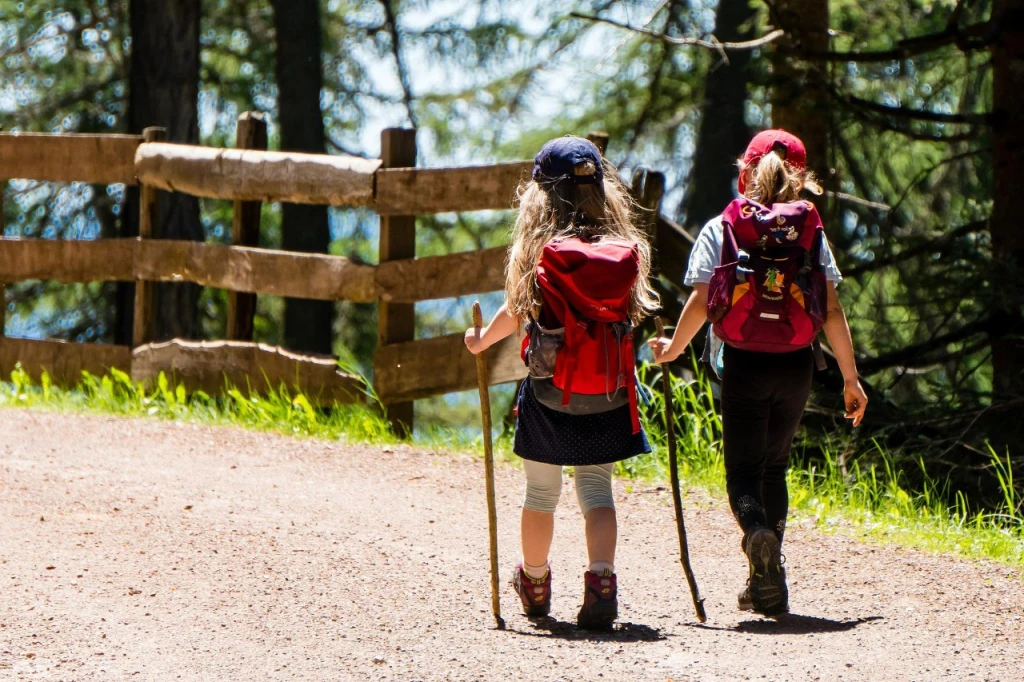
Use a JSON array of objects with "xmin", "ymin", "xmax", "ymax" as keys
[
  {"xmin": 737, "ymin": 129, "xmax": 807, "ymax": 194},
  {"xmin": 741, "ymin": 129, "xmax": 806, "ymax": 169}
]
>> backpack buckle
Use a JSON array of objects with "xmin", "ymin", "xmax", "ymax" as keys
[{"xmin": 737, "ymin": 249, "xmax": 754, "ymax": 281}]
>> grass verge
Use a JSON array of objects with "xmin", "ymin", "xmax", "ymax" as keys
[{"xmin": 1, "ymin": 363, "xmax": 1021, "ymax": 566}]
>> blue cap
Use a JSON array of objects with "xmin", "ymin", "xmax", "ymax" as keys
[{"xmin": 532, "ymin": 136, "xmax": 604, "ymax": 186}]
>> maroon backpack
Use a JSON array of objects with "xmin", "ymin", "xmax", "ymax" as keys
[
  {"xmin": 707, "ymin": 198, "xmax": 828, "ymax": 354},
  {"xmin": 521, "ymin": 237, "xmax": 641, "ymax": 434}
]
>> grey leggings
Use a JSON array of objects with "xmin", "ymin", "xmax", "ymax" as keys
[{"xmin": 522, "ymin": 460, "xmax": 615, "ymax": 517}]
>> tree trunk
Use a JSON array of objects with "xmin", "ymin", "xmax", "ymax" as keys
[
  {"xmin": 769, "ymin": 0, "xmax": 830, "ymax": 174},
  {"xmin": 681, "ymin": 0, "xmax": 757, "ymax": 232},
  {"xmin": 271, "ymin": 0, "xmax": 334, "ymax": 356},
  {"xmin": 991, "ymin": 0, "xmax": 1024, "ymax": 398},
  {"xmin": 117, "ymin": 0, "xmax": 202, "ymax": 344}
]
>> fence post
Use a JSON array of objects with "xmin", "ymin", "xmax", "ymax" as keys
[
  {"xmin": 378, "ymin": 128, "xmax": 418, "ymax": 438},
  {"xmin": 0, "ymin": 177, "xmax": 5, "ymax": 342},
  {"xmin": 133, "ymin": 126, "xmax": 166, "ymax": 348},
  {"xmin": 226, "ymin": 112, "xmax": 268, "ymax": 341},
  {"xmin": 586, "ymin": 131, "xmax": 610, "ymax": 156},
  {"xmin": 632, "ymin": 168, "xmax": 666, "ymax": 264}
]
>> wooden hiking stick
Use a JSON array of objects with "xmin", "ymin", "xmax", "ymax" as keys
[
  {"xmin": 473, "ymin": 302, "xmax": 505, "ymax": 629},
  {"xmin": 655, "ymin": 318, "xmax": 707, "ymax": 623}
]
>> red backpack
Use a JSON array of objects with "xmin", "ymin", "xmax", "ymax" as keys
[
  {"xmin": 707, "ymin": 198, "xmax": 828, "ymax": 353},
  {"xmin": 521, "ymin": 237, "xmax": 641, "ymax": 433}
]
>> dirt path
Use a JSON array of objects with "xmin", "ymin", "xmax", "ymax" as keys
[{"xmin": 1, "ymin": 409, "xmax": 1021, "ymax": 681}]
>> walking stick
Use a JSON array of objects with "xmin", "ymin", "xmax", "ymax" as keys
[
  {"xmin": 655, "ymin": 318, "xmax": 707, "ymax": 623},
  {"xmin": 473, "ymin": 302, "xmax": 505, "ymax": 630}
]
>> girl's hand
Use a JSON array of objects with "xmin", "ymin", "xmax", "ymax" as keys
[
  {"xmin": 464, "ymin": 327, "xmax": 486, "ymax": 355},
  {"xmin": 647, "ymin": 336, "xmax": 680, "ymax": 364},
  {"xmin": 843, "ymin": 379, "xmax": 868, "ymax": 427}
]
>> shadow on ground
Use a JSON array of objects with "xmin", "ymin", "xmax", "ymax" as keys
[
  {"xmin": 507, "ymin": 617, "xmax": 668, "ymax": 642},
  {"xmin": 734, "ymin": 614, "xmax": 884, "ymax": 635}
]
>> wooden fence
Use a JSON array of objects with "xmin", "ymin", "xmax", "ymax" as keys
[{"xmin": 0, "ymin": 118, "xmax": 689, "ymax": 435}]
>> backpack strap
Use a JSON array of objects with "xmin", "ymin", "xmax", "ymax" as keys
[
  {"xmin": 812, "ymin": 338, "xmax": 827, "ymax": 371},
  {"xmin": 559, "ymin": 306, "xmax": 579, "ymax": 408},
  {"xmin": 610, "ymin": 322, "xmax": 641, "ymax": 434},
  {"xmin": 722, "ymin": 221, "xmax": 754, "ymax": 284},
  {"xmin": 721, "ymin": 219, "xmax": 740, "ymax": 263}
]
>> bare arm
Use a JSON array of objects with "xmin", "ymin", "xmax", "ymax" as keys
[
  {"xmin": 464, "ymin": 302, "xmax": 518, "ymax": 355},
  {"xmin": 646, "ymin": 284, "xmax": 709, "ymax": 364},
  {"xmin": 821, "ymin": 282, "xmax": 868, "ymax": 426}
]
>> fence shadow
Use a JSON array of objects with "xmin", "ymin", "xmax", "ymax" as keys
[
  {"xmin": 508, "ymin": 616, "xmax": 668, "ymax": 642},
  {"xmin": 733, "ymin": 613, "xmax": 884, "ymax": 635}
]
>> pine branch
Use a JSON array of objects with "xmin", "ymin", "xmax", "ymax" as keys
[
  {"xmin": 828, "ymin": 191, "xmax": 890, "ymax": 213},
  {"xmin": 836, "ymin": 102, "xmax": 988, "ymax": 142},
  {"xmin": 859, "ymin": 317, "xmax": 992, "ymax": 374},
  {"xmin": 786, "ymin": 20, "xmax": 994, "ymax": 63},
  {"xmin": 568, "ymin": 11, "xmax": 785, "ymax": 53},
  {"xmin": 843, "ymin": 220, "xmax": 987, "ymax": 279},
  {"xmin": 380, "ymin": 0, "xmax": 418, "ymax": 129},
  {"xmin": 838, "ymin": 93, "xmax": 992, "ymax": 126}
]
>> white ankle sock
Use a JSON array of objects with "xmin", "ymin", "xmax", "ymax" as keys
[
  {"xmin": 588, "ymin": 560, "xmax": 614, "ymax": 575},
  {"xmin": 523, "ymin": 561, "xmax": 549, "ymax": 580}
]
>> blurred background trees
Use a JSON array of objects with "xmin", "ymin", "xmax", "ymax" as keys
[{"xmin": 0, "ymin": 0, "xmax": 1020, "ymax": 505}]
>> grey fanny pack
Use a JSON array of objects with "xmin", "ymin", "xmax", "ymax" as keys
[{"xmin": 524, "ymin": 318, "xmax": 630, "ymax": 415}]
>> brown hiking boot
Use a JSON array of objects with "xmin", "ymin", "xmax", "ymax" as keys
[
  {"xmin": 576, "ymin": 569, "xmax": 618, "ymax": 630},
  {"xmin": 742, "ymin": 528, "xmax": 788, "ymax": 616},
  {"xmin": 511, "ymin": 564, "xmax": 552, "ymax": 617}
]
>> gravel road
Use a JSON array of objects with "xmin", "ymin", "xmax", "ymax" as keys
[{"xmin": 1, "ymin": 409, "xmax": 1021, "ymax": 681}]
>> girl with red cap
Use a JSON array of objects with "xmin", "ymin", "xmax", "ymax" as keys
[
  {"xmin": 649, "ymin": 129, "xmax": 867, "ymax": 616},
  {"xmin": 466, "ymin": 136, "xmax": 659, "ymax": 629}
]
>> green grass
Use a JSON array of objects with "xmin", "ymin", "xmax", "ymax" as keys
[
  {"xmin": 0, "ymin": 365, "xmax": 396, "ymax": 445},
  {"xmin": 2, "ymin": 362, "xmax": 1022, "ymax": 567}
]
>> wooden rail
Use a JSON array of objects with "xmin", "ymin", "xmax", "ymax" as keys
[
  {"xmin": 0, "ymin": 238, "xmax": 504, "ymax": 304},
  {"xmin": 135, "ymin": 142, "xmax": 382, "ymax": 206},
  {"xmin": 376, "ymin": 246, "xmax": 506, "ymax": 303},
  {"xmin": 131, "ymin": 340, "xmax": 364, "ymax": 402},
  {"xmin": 376, "ymin": 162, "xmax": 532, "ymax": 215},
  {"xmin": 0, "ymin": 133, "xmax": 142, "ymax": 185},
  {"xmin": 374, "ymin": 332, "xmax": 526, "ymax": 403},
  {"xmin": 0, "ymin": 337, "xmax": 131, "ymax": 385}
]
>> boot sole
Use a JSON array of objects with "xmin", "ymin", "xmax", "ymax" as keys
[{"xmin": 747, "ymin": 530, "xmax": 788, "ymax": 616}]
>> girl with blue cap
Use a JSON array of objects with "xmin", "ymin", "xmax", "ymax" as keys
[{"xmin": 465, "ymin": 136, "xmax": 659, "ymax": 629}]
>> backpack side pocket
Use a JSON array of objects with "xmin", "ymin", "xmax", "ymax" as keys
[
  {"xmin": 525, "ymin": 320, "xmax": 565, "ymax": 379},
  {"xmin": 707, "ymin": 262, "xmax": 738, "ymax": 323}
]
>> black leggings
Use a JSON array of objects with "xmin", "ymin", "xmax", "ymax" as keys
[{"xmin": 720, "ymin": 345, "xmax": 814, "ymax": 544}]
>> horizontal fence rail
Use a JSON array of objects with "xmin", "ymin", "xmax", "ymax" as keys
[
  {"xmin": 134, "ymin": 142, "xmax": 382, "ymax": 206},
  {"xmin": 0, "ymin": 337, "xmax": 132, "ymax": 385},
  {"xmin": 131, "ymin": 340, "xmax": 365, "ymax": 401},
  {"xmin": 375, "ymin": 162, "xmax": 532, "ymax": 215},
  {"xmin": 374, "ymin": 332, "xmax": 526, "ymax": 403},
  {"xmin": 0, "ymin": 238, "xmax": 507, "ymax": 304},
  {"xmin": 0, "ymin": 133, "xmax": 143, "ymax": 185}
]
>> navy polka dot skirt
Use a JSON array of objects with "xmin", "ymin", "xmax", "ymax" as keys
[{"xmin": 513, "ymin": 378, "xmax": 652, "ymax": 466}]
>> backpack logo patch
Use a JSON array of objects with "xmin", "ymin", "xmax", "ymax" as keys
[{"xmin": 763, "ymin": 267, "xmax": 784, "ymax": 300}]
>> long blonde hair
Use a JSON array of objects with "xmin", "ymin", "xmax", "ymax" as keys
[
  {"xmin": 505, "ymin": 159, "xmax": 660, "ymax": 324},
  {"xmin": 742, "ymin": 150, "xmax": 823, "ymax": 204}
]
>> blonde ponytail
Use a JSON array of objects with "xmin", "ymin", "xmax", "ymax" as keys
[{"xmin": 744, "ymin": 151, "xmax": 823, "ymax": 204}]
